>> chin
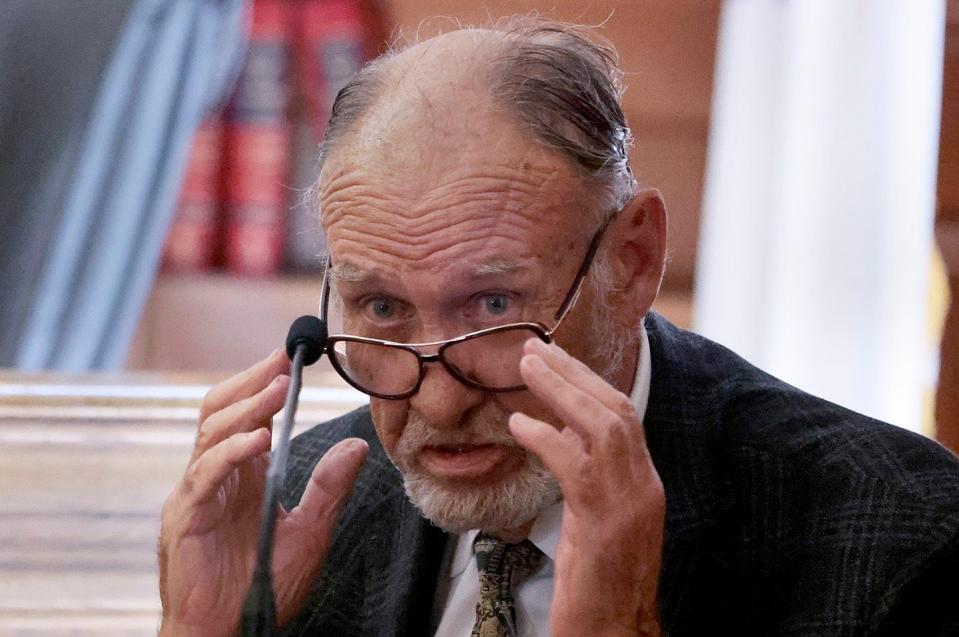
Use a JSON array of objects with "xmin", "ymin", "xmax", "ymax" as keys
[{"xmin": 400, "ymin": 462, "xmax": 562, "ymax": 534}]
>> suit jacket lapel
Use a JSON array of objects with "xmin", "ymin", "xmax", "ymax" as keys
[
  {"xmin": 363, "ymin": 495, "xmax": 449, "ymax": 636},
  {"xmin": 642, "ymin": 313, "xmax": 738, "ymax": 631}
]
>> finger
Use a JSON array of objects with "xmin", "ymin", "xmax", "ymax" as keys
[
  {"xmin": 199, "ymin": 348, "xmax": 289, "ymax": 423},
  {"xmin": 526, "ymin": 337, "xmax": 633, "ymax": 414},
  {"xmin": 181, "ymin": 428, "xmax": 271, "ymax": 506},
  {"xmin": 271, "ymin": 440, "xmax": 367, "ymax": 626},
  {"xmin": 509, "ymin": 412, "xmax": 586, "ymax": 493},
  {"xmin": 293, "ymin": 438, "xmax": 369, "ymax": 527},
  {"xmin": 192, "ymin": 374, "xmax": 289, "ymax": 463},
  {"xmin": 526, "ymin": 338, "xmax": 651, "ymax": 458},
  {"xmin": 519, "ymin": 351, "xmax": 613, "ymax": 443}
]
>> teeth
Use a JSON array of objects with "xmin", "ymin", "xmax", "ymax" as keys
[{"xmin": 431, "ymin": 445, "xmax": 474, "ymax": 453}]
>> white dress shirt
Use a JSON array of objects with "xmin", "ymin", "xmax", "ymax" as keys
[{"xmin": 434, "ymin": 325, "xmax": 652, "ymax": 636}]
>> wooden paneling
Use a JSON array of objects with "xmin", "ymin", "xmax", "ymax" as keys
[
  {"xmin": 936, "ymin": 0, "xmax": 959, "ymax": 453},
  {"xmin": 0, "ymin": 372, "xmax": 365, "ymax": 635},
  {"xmin": 129, "ymin": 274, "xmax": 327, "ymax": 373}
]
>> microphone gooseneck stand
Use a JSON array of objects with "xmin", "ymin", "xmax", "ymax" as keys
[{"xmin": 242, "ymin": 316, "xmax": 328, "ymax": 637}]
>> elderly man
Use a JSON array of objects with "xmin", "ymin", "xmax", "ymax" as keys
[{"xmin": 158, "ymin": 19, "xmax": 959, "ymax": 637}]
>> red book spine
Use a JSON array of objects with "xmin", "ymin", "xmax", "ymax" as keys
[
  {"xmin": 284, "ymin": 0, "xmax": 373, "ymax": 271},
  {"xmin": 222, "ymin": 0, "xmax": 291, "ymax": 277},
  {"xmin": 296, "ymin": 0, "xmax": 368, "ymax": 139},
  {"xmin": 162, "ymin": 118, "xmax": 224, "ymax": 272}
]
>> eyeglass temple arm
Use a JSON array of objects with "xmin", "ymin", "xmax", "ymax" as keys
[
  {"xmin": 551, "ymin": 212, "xmax": 617, "ymax": 324},
  {"xmin": 320, "ymin": 255, "xmax": 333, "ymax": 320}
]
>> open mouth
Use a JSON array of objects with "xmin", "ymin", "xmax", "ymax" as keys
[{"xmin": 417, "ymin": 443, "xmax": 505, "ymax": 479}]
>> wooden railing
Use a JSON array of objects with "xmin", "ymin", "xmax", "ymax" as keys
[{"xmin": 0, "ymin": 371, "xmax": 365, "ymax": 636}]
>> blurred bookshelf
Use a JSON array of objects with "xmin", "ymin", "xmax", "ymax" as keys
[{"xmin": 137, "ymin": 0, "xmax": 716, "ymax": 374}]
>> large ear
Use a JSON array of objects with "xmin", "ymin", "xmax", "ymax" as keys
[{"xmin": 607, "ymin": 188, "xmax": 668, "ymax": 322}]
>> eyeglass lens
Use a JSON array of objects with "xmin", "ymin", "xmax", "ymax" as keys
[{"xmin": 330, "ymin": 326, "xmax": 544, "ymax": 397}]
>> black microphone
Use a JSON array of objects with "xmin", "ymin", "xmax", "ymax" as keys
[
  {"xmin": 285, "ymin": 315, "xmax": 328, "ymax": 366},
  {"xmin": 241, "ymin": 315, "xmax": 328, "ymax": 637}
]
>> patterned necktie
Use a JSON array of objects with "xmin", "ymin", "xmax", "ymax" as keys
[{"xmin": 471, "ymin": 533, "xmax": 545, "ymax": 637}]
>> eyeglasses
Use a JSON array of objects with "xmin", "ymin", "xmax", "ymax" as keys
[{"xmin": 318, "ymin": 212, "xmax": 617, "ymax": 399}]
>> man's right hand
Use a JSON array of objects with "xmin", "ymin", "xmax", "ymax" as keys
[{"xmin": 157, "ymin": 348, "xmax": 368, "ymax": 637}]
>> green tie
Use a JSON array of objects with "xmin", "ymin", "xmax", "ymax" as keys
[{"xmin": 471, "ymin": 534, "xmax": 545, "ymax": 637}]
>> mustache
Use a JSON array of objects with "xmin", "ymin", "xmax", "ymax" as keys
[{"xmin": 397, "ymin": 403, "xmax": 520, "ymax": 454}]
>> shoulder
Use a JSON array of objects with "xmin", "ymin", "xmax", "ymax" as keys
[
  {"xmin": 643, "ymin": 311, "xmax": 959, "ymax": 501},
  {"xmin": 644, "ymin": 313, "xmax": 959, "ymax": 630}
]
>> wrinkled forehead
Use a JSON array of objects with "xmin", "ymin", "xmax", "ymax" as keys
[{"xmin": 317, "ymin": 105, "xmax": 596, "ymax": 278}]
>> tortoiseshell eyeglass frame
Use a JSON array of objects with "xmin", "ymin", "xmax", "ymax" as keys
[{"xmin": 317, "ymin": 211, "xmax": 618, "ymax": 399}]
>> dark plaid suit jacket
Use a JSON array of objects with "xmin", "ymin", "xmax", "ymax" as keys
[{"xmin": 280, "ymin": 312, "xmax": 959, "ymax": 636}]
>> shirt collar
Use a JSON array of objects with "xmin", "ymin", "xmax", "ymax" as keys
[{"xmin": 447, "ymin": 323, "xmax": 652, "ymax": 578}]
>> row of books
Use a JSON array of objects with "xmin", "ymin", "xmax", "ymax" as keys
[{"xmin": 162, "ymin": 0, "xmax": 388, "ymax": 276}]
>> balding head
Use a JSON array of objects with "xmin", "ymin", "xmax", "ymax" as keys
[
  {"xmin": 315, "ymin": 18, "xmax": 635, "ymax": 220},
  {"xmin": 313, "ymin": 18, "xmax": 668, "ymax": 537}
]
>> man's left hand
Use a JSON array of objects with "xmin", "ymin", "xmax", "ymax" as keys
[{"xmin": 509, "ymin": 338, "xmax": 665, "ymax": 637}]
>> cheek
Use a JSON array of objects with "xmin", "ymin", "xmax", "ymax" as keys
[
  {"xmin": 370, "ymin": 398, "xmax": 410, "ymax": 455},
  {"xmin": 551, "ymin": 290, "xmax": 610, "ymax": 376},
  {"xmin": 493, "ymin": 392, "xmax": 566, "ymax": 433}
]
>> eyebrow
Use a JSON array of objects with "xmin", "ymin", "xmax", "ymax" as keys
[
  {"xmin": 327, "ymin": 262, "xmax": 373, "ymax": 282},
  {"xmin": 470, "ymin": 260, "xmax": 530, "ymax": 277},
  {"xmin": 326, "ymin": 259, "xmax": 532, "ymax": 283}
]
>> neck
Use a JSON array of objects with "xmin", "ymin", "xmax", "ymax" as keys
[{"xmin": 612, "ymin": 340, "xmax": 640, "ymax": 395}]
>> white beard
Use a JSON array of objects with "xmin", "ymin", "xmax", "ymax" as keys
[{"xmin": 387, "ymin": 405, "xmax": 561, "ymax": 534}]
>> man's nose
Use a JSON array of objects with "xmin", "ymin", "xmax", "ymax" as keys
[{"xmin": 408, "ymin": 360, "xmax": 484, "ymax": 429}]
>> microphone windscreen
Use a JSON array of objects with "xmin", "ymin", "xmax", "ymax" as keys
[{"xmin": 286, "ymin": 315, "xmax": 328, "ymax": 366}]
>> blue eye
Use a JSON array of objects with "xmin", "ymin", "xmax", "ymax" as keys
[
  {"xmin": 369, "ymin": 297, "xmax": 395, "ymax": 319},
  {"xmin": 483, "ymin": 294, "xmax": 509, "ymax": 316}
]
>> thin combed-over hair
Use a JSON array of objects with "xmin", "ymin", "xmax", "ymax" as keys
[
  {"xmin": 312, "ymin": 15, "xmax": 637, "ymax": 219},
  {"xmin": 486, "ymin": 16, "xmax": 636, "ymax": 212}
]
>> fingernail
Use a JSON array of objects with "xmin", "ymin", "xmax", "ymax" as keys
[
  {"xmin": 508, "ymin": 412, "xmax": 534, "ymax": 431},
  {"xmin": 343, "ymin": 440, "xmax": 368, "ymax": 460},
  {"xmin": 528, "ymin": 337, "xmax": 548, "ymax": 352},
  {"xmin": 534, "ymin": 338, "xmax": 560, "ymax": 359},
  {"xmin": 521, "ymin": 353, "xmax": 547, "ymax": 373},
  {"xmin": 340, "ymin": 438, "xmax": 367, "ymax": 454}
]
